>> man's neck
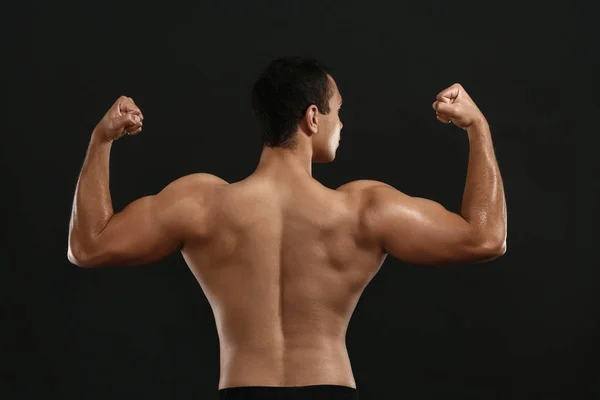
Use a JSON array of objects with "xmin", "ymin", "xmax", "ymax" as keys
[{"xmin": 255, "ymin": 143, "xmax": 313, "ymax": 179}]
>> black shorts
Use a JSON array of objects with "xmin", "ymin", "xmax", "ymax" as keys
[{"xmin": 218, "ymin": 384, "xmax": 359, "ymax": 399}]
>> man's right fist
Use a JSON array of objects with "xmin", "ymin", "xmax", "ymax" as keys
[
  {"xmin": 93, "ymin": 96, "xmax": 144, "ymax": 142},
  {"xmin": 432, "ymin": 84, "xmax": 486, "ymax": 130}
]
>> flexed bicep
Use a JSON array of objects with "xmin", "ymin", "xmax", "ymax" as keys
[
  {"xmin": 365, "ymin": 184, "xmax": 504, "ymax": 266},
  {"xmin": 69, "ymin": 173, "xmax": 228, "ymax": 267},
  {"xmin": 73, "ymin": 190, "xmax": 186, "ymax": 267}
]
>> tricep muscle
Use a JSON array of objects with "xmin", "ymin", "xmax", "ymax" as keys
[{"xmin": 361, "ymin": 183, "xmax": 502, "ymax": 266}]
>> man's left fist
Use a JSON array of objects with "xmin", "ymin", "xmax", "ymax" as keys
[{"xmin": 94, "ymin": 96, "xmax": 144, "ymax": 142}]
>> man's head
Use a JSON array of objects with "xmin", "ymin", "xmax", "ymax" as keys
[{"xmin": 251, "ymin": 57, "xmax": 343, "ymax": 163}]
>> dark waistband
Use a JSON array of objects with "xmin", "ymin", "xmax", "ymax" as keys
[{"xmin": 219, "ymin": 384, "xmax": 358, "ymax": 400}]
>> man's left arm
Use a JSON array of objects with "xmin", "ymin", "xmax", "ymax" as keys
[
  {"xmin": 67, "ymin": 95, "xmax": 225, "ymax": 267},
  {"xmin": 68, "ymin": 171, "xmax": 200, "ymax": 268}
]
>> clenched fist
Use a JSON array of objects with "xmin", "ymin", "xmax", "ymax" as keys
[
  {"xmin": 432, "ymin": 84, "xmax": 486, "ymax": 130},
  {"xmin": 93, "ymin": 96, "xmax": 144, "ymax": 142}
]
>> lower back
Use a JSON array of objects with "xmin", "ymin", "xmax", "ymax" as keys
[{"xmin": 218, "ymin": 334, "xmax": 356, "ymax": 389}]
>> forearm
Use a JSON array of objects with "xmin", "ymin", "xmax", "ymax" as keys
[
  {"xmin": 68, "ymin": 130, "xmax": 115, "ymax": 257},
  {"xmin": 461, "ymin": 118, "xmax": 507, "ymax": 247}
]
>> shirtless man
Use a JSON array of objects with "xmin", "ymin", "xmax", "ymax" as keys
[{"xmin": 67, "ymin": 57, "xmax": 507, "ymax": 400}]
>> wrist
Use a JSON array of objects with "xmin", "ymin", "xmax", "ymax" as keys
[
  {"xmin": 470, "ymin": 114, "xmax": 488, "ymax": 128},
  {"xmin": 91, "ymin": 127, "xmax": 114, "ymax": 145},
  {"xmin": 467, "ymin": 115, "xmax": 489, "ymax": 135}
]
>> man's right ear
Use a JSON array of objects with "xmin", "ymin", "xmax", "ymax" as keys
[{"xmin": 305, "ymin": 105, "xmax": 319, "ymax": 134}]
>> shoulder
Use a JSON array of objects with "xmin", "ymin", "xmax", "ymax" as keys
[
  {"xmin": 169, "ymin": 173, "xmax": 229, "ymax": 189},
  {"xmin": 336, "ymin": 179, "xmax": 390, "ymax": 194},
  {"xmin": 335, "ymin": 179, "xmax": 411, "ymax": 219},
  {"xmin": 335, "ymin": 180, "xmax": 402, "ymax": 206},
  {"xmin": 335, "ymin": 179, "xmax": 389, "ymax": 216},
  {"xmin": 150, "ymin": 173, "xmax": 227, "ymax": 233},
  {"xmin": 154, "ymin": 173, "xmax": 228, "ymax": 209},
  {"xmin": 161, "ymin": 173, "xmax": 228, "ymax": 196}
]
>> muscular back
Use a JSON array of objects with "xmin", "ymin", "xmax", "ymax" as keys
[
  {"xmin": 181, "ymin": 176, "xmax": 386, "ymax": 389},
  {"xmin": 69, "ymin": 170, "xmax": 503, "ymax": 389}
]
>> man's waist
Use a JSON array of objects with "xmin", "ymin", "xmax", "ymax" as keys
[{"xmin": 218, "ymin": 347, "xmax": 355, "ymax": 389}]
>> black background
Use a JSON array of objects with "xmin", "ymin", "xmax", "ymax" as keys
[{"xmin": 2, "ymin": 1, "xmax": 592, "ymax": 399}]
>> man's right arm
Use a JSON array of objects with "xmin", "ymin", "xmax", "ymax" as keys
[{"xmin": 342, "ymin": 118, "xmax": 506, "ymax": 266}]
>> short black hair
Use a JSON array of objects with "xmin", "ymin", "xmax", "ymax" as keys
[{"xmin": 251, "ymin": 57, "xmax": 334, "ymax": 149}]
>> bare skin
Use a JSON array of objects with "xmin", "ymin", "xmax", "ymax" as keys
[{"xmin": 68, "ymin": 76, "xmax": 506, "ymax": 389}]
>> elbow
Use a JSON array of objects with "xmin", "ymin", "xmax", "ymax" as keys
[
  {"xmin": 497, "ymin": 239, "xmax": 507, "ymax": 256},
  {"xmin": 480, "ymin": 237, "xmax": 507, "ymax": 261},
  {"xmin": 475, "ymin": 224, "xmax": 507, "ymax": 259},
  {"xmin": 68, "ymin": 244, "xmax": 120, "ymax": 268},
  {"xmin": 492, "ymin": 230, "xmax": 508, "ymax": 256},
  {"xmin": 67, "ymin": 247, "xmax": 92, "ymax": 268},
  {"xmin": 67, "ymin": 250, "xmax": 84, "ymax": 267},
  {"xmin": 67, "ymin": 240, "xmax": 98, "ymax": 268},
  {"xmin": 491, "ymin": 241, "xmax": 507, "ymax": 259}
]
